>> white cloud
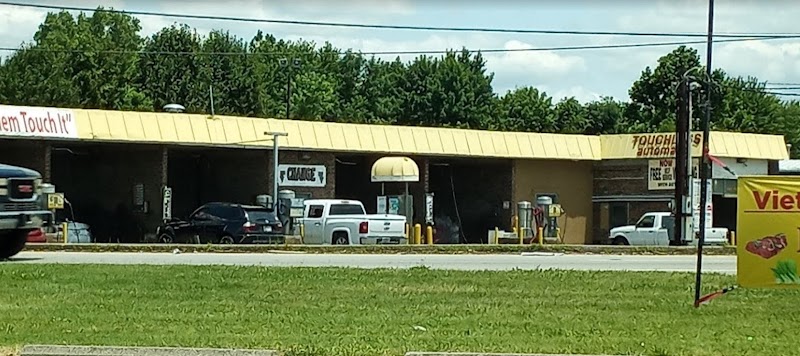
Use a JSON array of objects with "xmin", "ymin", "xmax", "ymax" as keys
[
  {"xmin": 0, "ymin": 5, "xmax": 46, "ymax": 47},
  {"xmin": 0, "ymin": 0, "xmax": 127, "ymax": 47},
  {"xmin": 486, "ymin": 40, "xmax": 586, "ymax": 78},
  {"xmin": 612, "ymin": 0, "xmax": 800, "ymax": 86}
]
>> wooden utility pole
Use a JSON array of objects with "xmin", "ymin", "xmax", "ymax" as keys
[{"xmin": 674, "ymin": 77, "xmax": 691, "ymax": 246}]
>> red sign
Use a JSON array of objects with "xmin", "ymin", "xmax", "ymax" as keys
[
  {"xmin": 0, "ymin": 105, "xmax": 78, "ymax": 139},
  {"xmin": 631, "ymin": 133, "xmax": 702, "ymax": 158}
]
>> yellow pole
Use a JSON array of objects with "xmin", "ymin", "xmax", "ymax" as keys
[
  {"xmin": 299, "ymin": 223, "xmax": 305, "ymax": 244},
  {"xmin": 514, "ymin": 215, "xmax": 520, "ymax": 242},
  {"xmin": 556, "ymin": 227, "xmax": 561, "ymax": 243},
  {"xmin": 537, "ymin": 226, "xmax": 544, "ymax": 246},
  {"xmin": 730, "ymin": 231, "xmax": 736, "ymax": 246},
  {"xmin": 494, "ymin": 226, "xmax": 499, "ymax": 245},
  {"xmin": 426, "ymin": 226, "xmax": 433, "ymax": 245},
  {"xmin": 62, "ymin": 222, "xmax": 68, "ymax": 244},
  {"xmin": 406, "ymin": 223, "xmax": 411, "ymax": 242},
  {"xmin": 414, "ymin": 224, "xmax": 422, "ymax": 245}
]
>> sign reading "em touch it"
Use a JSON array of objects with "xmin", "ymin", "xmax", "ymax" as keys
[{"xmin": 0, "ymin": 105, "xmax": 78, "ymax": 139}]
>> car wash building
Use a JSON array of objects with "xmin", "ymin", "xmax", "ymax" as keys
[
  {"xmin": 0, "ymin": 104, "xmax": 790, "ymax": 244},
  {"xmin": 593, "ymin": 132, "xmax": 789, "ymax": 241}
]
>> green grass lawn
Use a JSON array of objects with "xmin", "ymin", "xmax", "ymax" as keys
[{"xmin": 0, "ymin": 265, "xmax": 797, "ymax": 356}]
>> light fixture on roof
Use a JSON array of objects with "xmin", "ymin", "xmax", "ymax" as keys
[{"xmin": 163, "ymin": 103, "xmax": 186, "ymax": 113}]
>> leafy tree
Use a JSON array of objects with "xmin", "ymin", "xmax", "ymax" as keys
[
  {"xmin": 582, "ymin": 97, "xmax": 628, "ymax": 134},
  {"xmin": 138, "ymin": 23, "xmax": 206, "ymax": 113},
  {"xmin": 201, "ymin": 30, "xmax": 258, "ymax": 116},
  {"xmin": 627, "ymin": 46, "xmax": 704, "ymax": 131},
  {"xmin": 292, "ymin": 71, "xmax": 337, "ymax": 120},
  {"xmin": 495, "ymin": 87, "xmax": 556, "ymax": 132},
  {"xmin": 0, "ymin": 8, "xmax": 147, "ymax": 110},
  {"xmin": 553, "ymin": 97, "xmax": 586, "ymax": 134},
  {"xmin": 2, "ymin": 9, "xmax": 799, "ymax": 156}
]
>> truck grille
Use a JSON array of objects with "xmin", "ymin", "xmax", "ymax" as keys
[
  {"xmin": 8, "ymin": 178, "xmax": 35, "ymax": 200},
  {"xmin": 1, "ymin": 202, "xmax": 40, "ymax": 211}
]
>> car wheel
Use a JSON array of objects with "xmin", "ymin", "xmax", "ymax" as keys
[
  {"xmin": 612, "ymin": 237, "xmax": 629, "ymax": 246},
  {"xmin": 219, "ymin": 235, "xmax": 235, "ymax": 244},
  {"xmin": 0, "ymin": 230, "xmax": 30, "ymax": 259},
  {"xmin": 332, "ymin": 233, "xmax": 349, "ymax": 245},
  {"xmin": 158, "ymin": 233, "xmax": 173, "ymax": 244}
]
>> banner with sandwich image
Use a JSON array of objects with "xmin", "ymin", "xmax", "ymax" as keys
[{"xmin": 737, "ymin": 176, "xmax": 800, "ymax": 288}]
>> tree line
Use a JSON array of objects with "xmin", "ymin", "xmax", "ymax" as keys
[{"xmin": 1, "ymin": 8, "xmax": 799, "ymax": 156}]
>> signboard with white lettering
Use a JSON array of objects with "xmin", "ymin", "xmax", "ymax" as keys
[
  {"xmin": 162, "ymin": 186, "xmax": 173, "ymax": 221},
  {"xmin": 278, "ymin": 164, "xmax": 327, "ymax": 187},
  {"xmin": 0, "ymin": 105, "xmax": 78, "ymax": 139},
  {"xmin": 647, "ymin": 158, "xmax": 700, "ymax": 190}
]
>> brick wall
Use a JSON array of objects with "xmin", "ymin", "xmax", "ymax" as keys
[
  {"xmin": 592, "ymin": 159, "xmax": 671, "ymax": 243},
  {"xmin": 0, "ymin": 139, "xmax": 50, "ymax": 179},
  {"xmin": 267, "ymin": 150, "xmax": 336, "ymax": 199}
]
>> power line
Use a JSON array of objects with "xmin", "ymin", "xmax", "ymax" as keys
[
  {"xmin": 0, "ymin": 36, "xmax": 796, "ymax": 57},
  {"xmin": 2, "ymin": 1, "xmax": 800, "ymax": 39},
  {"xmin": 765, "ymin": 86, "xmax": 800, "ymax": 90}
]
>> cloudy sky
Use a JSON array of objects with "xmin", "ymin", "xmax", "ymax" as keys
[{"xmin": 1, "ymin": 0, "xmax": 799, "ymax": 103}]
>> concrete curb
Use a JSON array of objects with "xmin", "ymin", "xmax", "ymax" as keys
[
  {"xmin": 20, "ymin": 345, "xmax": 279, "ymax": 356},
  {"xmin": 22, "ymin": 243, "xmax": 737, "ymax": 256},
  {"xmin": 405, "ymin": 353, "xmax": 621, "ymax": 356}
]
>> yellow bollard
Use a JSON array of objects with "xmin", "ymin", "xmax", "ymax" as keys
[
  {"xmin": 426, "ymin": 226, "xmax": 433, "ymax": 245},
  {"xmin": 512, "ymin": 215, "xmax": 519, "ymax": 233},
  {"xmin": 62, "ymin": 222, "xmax": 68, "ymax": 244},
  {"xmin": 537, "ymin": 226, "xmax": 544, "ymax": 246},
  {"xmin": 494, "ymin": 226, "xmax": 500, "ymax": 245},
  {"xmin": 414, "ymin": 224, "xmax": 422, "ymax": 245},
  {"xmin": 514, "ymin": 216, "xmax": 520, "ymax": 243},
  {"xmin": 406, "ymin": 223, "xmax": 411, "ymax": 242},
  {"xmin": 730, "ymin": 231, "xmax": 737, "ymax": 246},
  {"xmin": 556, "ymin": 227, "xmax": 561, "ymax": 242},
  {"xmin": 299, "ymin": 223, "xmax": 305, "ymax": 243}
]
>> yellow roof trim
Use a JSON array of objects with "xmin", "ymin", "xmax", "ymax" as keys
[
  {"xmin": 70, "ymin": 108, "xmax": 602, "ymax": 160},
  {"xmin": 0, "ymin": 105, "xmax": 783, "ymax": 161},
  {"xmin": 600, "ymin": 131, "xmax": 789, "ymax": 161}
]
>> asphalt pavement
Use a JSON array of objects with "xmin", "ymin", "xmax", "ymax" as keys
[{"xmin": 6, "ymin": 251, "xmax": 737, "ymax": 274}]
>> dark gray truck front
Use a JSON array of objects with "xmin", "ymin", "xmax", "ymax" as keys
[{"xmin": 0, "ymin": 163, "xmax": 53, "ymax": 259}]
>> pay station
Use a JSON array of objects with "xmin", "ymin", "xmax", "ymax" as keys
[{"xmin": 371, "ymin": 156, "xmax": 420, "ymax": 230}]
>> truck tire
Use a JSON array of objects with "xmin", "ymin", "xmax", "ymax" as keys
[
  {"xmin": 612, "ymin": 236, "xmax": 629, "ymax": 246},
  {"xmin": 332, "ymin": 232, "xmax": 349, "ymax": 245},
  {"xmin": 0, "ymin": 230, "xmax": 29, "ymax": 259}
]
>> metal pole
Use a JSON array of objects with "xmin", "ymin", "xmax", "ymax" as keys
[
  {"xmin": 694, "ymin": 0, "xmax": 715, "ymax": 308},
  {"xmin": 286, "ymin": 74, "xmax": 291, "ymax": 120},
  {"xmin": 210, "ymin": 85, "xmax": 215, "ymax": 116},
  {"xmin": 265, "ymin": 131, "xmax": 288, "ymax": 210}
]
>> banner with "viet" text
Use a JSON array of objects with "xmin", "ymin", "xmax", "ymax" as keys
[{"xmin": 737, "ymin": 176, "xmax": 800, "ymax": 288}]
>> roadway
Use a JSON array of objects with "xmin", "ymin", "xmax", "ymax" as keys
[{"xmin": 6, "ymin": 251, "xmax": 737, "ymax": 274}]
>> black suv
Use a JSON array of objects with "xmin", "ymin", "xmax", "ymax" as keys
[
  {"xmin": 156, "ymin": 202, "xmax": 285, "ymax": 244},
  {"xmin": 0, "ymin": 163, "xmax": 53, "ymax": 259}
]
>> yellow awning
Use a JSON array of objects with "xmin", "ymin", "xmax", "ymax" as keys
[{"xmin": 371, "ymin": 156, "xmax": 420, "ymax": 182}]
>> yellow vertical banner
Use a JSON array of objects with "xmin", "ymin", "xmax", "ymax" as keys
[{"xmin": 737, "ymin": 176, "xmax": 800, "ymax": 288}]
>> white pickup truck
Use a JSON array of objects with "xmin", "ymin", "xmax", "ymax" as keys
[
  {"xmin": 609, "ymin": 212, "xmax": 729, "ymax": 246},
  {"xmin": 300, "ymin": 199, "xmax": 408, "ymax": 245}
]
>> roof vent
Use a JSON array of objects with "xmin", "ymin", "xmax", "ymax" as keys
[{"xmin": 163, "ymin": 103, "xmax": 186, "ymax": 113}]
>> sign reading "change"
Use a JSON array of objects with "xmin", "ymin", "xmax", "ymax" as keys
[{"xmin": 278, "ymin": 164, "xmax": 327, "ymax": 187}]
